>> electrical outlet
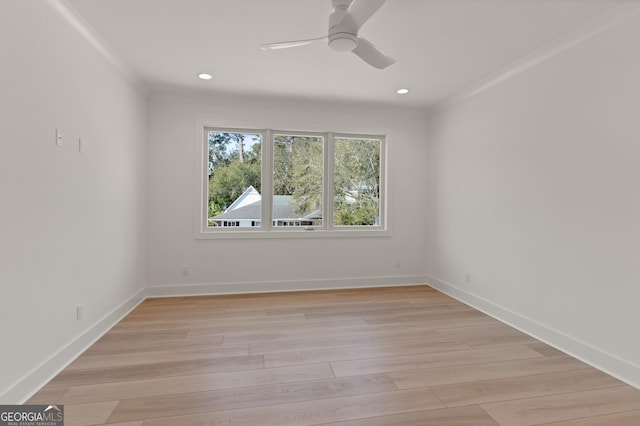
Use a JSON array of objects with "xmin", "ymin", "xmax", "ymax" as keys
[
  {"xmin": 76, "ymin": 305, "xmax": 83, "ymax": 321},
  {"xmin": 465, "ymin": 272, "xmax": 471, "ymax": 283},
  {"xmin": 56, "ymin": 129, "xmax": 63, "ymax": 147},
  {"xmin": 395, "ymin": 260, "xmax": 401, "ymax": 269},
  {"xmin": 182, "ymin": 266, "xmax": 189, "ymax": 276}
]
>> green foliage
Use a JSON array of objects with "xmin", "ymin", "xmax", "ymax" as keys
[
  {"xmin": 334, "ymin": 200, "xmax": 379, "ymax": 225},
  {"xmin": 273, "ymin": 135, "xmax": 323, "ymax": 216},
  {"xmin": 334, "ymin": 138, "xmax": 380, "ymax": 226}
]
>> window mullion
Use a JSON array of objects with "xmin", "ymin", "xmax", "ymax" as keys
[
  {"xmin": 325, "ymin": 132, "xmax": 334, "ymax": 231},
  {"xmin": 201, "ymin": 128, "xmax": 210, "ymax": 232},
  {"xmin": 379, "ymin": 137, "xmax": 386, "ymax": 229},
  {"xmin": 262, "ymin": 129, "xmax": 273, "ymax": 231}
]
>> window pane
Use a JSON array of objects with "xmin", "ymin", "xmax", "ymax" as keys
[
  {"xmin": 333, "ymin": 137, "xmax": 381, "ymax": 226},
  {"xmin": 273, "ymin": 134, "xmax": 323, "ymax": 227},
  {"xmin": 207, "ymin": 131, "xmax": 262, "ymax": 228}
]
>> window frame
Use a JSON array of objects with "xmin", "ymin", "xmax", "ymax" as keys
[{"xmin": 195, "ymin": 124, "xmax": 390, "ymax": 239}]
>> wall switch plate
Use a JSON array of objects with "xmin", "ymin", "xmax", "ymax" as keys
[
  {"xmin": 56, "ymin": 129, "xmax": 63, "ymax": 147},
  {"xmin": 76, "ymin": 305, "xmax": 83, "ymax": 321},
  {"xmin": 79, "ymin": 137, "xmax": 85, "ymax": 153}
]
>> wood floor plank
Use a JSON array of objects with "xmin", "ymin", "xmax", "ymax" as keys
[
  {"xmin": 331, "ymin": 345, "xmax": 543, "ymax": 377},
  {"xmin": 275, "ymin": 301, "xmax": 413, "ymax": 316},
  {"xmin": 59, "ymin": 363, "xmax": 334, "ymax": 405},
  {"xmin": 431, "ymin": 368, "xmax": 623, "ymax": 406},
  {"xmin": 185, "ymin": 317, "xmax": 369, "ymax": 338},
  {"xmin": 25, "ymin": 386, "xmax": 69, "ymax": 404},
  {"xmin": 66, "ymin": 345, "xmax": 249, "ymax": 370},
  {"xmin": 249, "ymin": 328, "xmax": 444, "ymax": 355},
  {"xmin": 302, "ymin": 303, "xmax": 465, "ymax": 320},
  {"xmin": 389, "ymin": 355, "xmax": 589, "ymax": 388},
  {"xmin": 481, "ymin": 385, "xmax": 640, "ymax": 425},
  {"xmin": 526, "ymin": 342, "xmax": 567, "ymax": 357},
  {"xmin": 435, "ymin": 324, "xmax": 538, "ymax": 347},
  {"xmin": 108, "ymin": 374, "xmax": 397, "ymax": 423},
  {"xmin": 359, "ymin": 307, "xmax": 491, "ymax": 325},
  {"xmin": 63, "ymin": 401, "xmax": 118, "ymax": 426},
  {"xmin": 140, "ymin": 388, "xmax": 444, "ymax": 426},
  {"xmin": 540, "ymin": 410, "xmax": 640, "ymax": 425},
  {"xmin": 222, "ymin": 323, "xmax": 405, "ymax": 345},
  {"xmin": 113, "ymin": 313, "xmax": 307, "ymax": 334},
  {"xmin": 48, "ymin": 355, "xmax": 264, "ymax": 388},
  {"xmin": 316, "ymin": 405, "xmax": 499, "ymax": 426},
  {"xmin": 86, "ymin": 333, "xmax": 223, "ymax": 354},
  {"xmin": 402, "ymin": 315, "xmax": 502, "ymax": 330},
  {"xmin": 264, "ymin": 337, "xmax": 471, "ymax": 368},
  {"xmin": 124, "ymin": 306, "xmax": 268, "ymax": 321}
]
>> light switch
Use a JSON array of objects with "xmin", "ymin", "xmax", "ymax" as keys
[
  {"xmin": 56, "ymin": 129, "xmax": 63, "ymax": 147},
  {"xmin": 79, "ymin": 137, "xmax": 85, "ymax": 153}
]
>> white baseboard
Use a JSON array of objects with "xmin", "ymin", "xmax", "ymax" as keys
[
  {"xmin": 146, "ymin": 275, "xmax": 428, "ymax": 298},
  {"xmin": 1, "ymin": 287, "xmax": 147, "ymax": 404},
  {"xmin": 426, "ymin": 275, "xmax": 640, "ymax": 390}
]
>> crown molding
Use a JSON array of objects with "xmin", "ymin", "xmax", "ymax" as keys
[
  {"xmin": 431, "ymin": 2, "xmax": 640, "ymax": 115},
  {"xmin": 44, "ymin": 0, "xmax": 149, "ymax": 97}
]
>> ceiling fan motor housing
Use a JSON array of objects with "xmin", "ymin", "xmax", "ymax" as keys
[{"xmin": 328, "ymin": 32, "xmax": 357, "ymax": 52}]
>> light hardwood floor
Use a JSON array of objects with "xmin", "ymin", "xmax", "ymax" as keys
[{"xmin": 28, "ymin": 286, "xmax": 640, "ymax": 425}]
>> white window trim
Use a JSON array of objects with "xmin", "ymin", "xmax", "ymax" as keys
[{"xmin": 194, "ymin": 121, "xmax": 391, "ymax": 239}]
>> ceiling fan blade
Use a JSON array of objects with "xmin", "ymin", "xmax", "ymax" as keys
[
  {"xmin": 260, "ymin": 36, "xmax": 327, "ymax": 51},
  {"xmin": 347, "ymin": 0, "xmax": 387, "ymax": 30},
  {"xmin": 352, "ymin": 37, "xmax": 395, "ymax": 69},
  {"xmin": 329, "ymin": 3, "xmax": 349, "ymax": 29}
]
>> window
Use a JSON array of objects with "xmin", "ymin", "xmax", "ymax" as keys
[
  {"xmin": 206, "ymin": 130, "xmax": 262, "ymax": 228},
  {"xmin": 199, "ymin": 127, "xmax": 386, "ymax": 237},
  {"xmin": 334, "ymin": 137, "xmax": 381, "ymax": 227},
  {"xmin": 273, "ymin": 133, "xmax": 324, "ymax": 228}
]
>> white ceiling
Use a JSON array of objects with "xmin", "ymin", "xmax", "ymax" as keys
[{"xmin": 66, "ymin": 0, "xmax": 622, "ymax": 109}]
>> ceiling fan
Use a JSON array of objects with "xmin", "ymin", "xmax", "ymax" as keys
[{"xmin": 260, "ymin": 0, "xmax": 395, "ymax": 69}]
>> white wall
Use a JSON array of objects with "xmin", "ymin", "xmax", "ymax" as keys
[
  {"xmin": 147, "ymin": 94, "xmax": 428, "ymax": 294},
  {"xmin": 0, "ymin": 1, "xmax": 147, "ymax": 402},
  {"xmin": 427, "ymin": 14, "xmax": 640, "ymax": 386}
]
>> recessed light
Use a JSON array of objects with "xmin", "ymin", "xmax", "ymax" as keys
[
  {"xmin": 396, "ymin": 88, "xmax": 409, "ymax": 95},
  {"xmin": 198, "ymin": 73, "xmax": 212, "ymax": 80}
]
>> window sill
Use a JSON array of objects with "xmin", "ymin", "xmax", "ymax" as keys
[{"xmin": 194, "ymin": 228, "xmax": 391, "ymax": 240}]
